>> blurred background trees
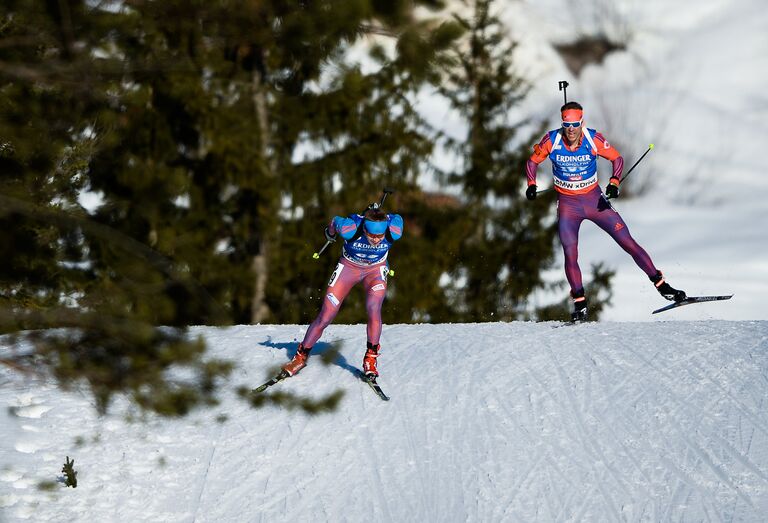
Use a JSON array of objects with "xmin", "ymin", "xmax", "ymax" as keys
[{"xmin": 0, "ymin": 0, "xmax": 612, "ymax": 415}]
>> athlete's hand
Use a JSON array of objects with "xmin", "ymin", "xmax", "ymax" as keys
[
  {"xmin": 324, "ymin": 227, "xmax": 337, "ymax": 242},
  {"xmin": 605, "ymin": 182, "xmax": 619, "ymax": 199},
  {"xmin": 525, "ymin": 185, "xmax": 537, "ymax": 201}
]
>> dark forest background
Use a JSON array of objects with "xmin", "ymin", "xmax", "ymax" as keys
[{"xmin": 0, "ymin": 0, "xmax": 613, "ymax": 415}]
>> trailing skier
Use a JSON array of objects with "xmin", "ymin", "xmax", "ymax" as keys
[
  {"xmin": 525, "ymin": 101, "xmax": 686, "ymax": 321},
  {"xmin": 283, "ymin": 207, "xmax": 404, "ymax": 379}
]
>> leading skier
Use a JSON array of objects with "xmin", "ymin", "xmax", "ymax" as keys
[
  {"xmin": 525, "ymin": 101, "xmax": 686, "ymax": 321},
  {"xmin": 282, "ymin": 207, "xmax": 404, "ymax": 377}
]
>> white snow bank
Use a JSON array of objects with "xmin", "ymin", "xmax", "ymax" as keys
[{"xmin": 2, "ymin": 322, "xmax": 767, "ymax": 522}]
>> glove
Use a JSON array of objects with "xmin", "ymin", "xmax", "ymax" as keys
[
  {"xmin": 324, "ymin": 227, "xmax": 337, "ymax": 242},
  {"xmin": 605, "ymin": 182, "xmax": 619, "ymax": 199},
  {"xmin": 525, "ymin": 185, "xmax": 537, "ymax": 201}
]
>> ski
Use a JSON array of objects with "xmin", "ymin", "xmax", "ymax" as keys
[
  {"xmin": 652, "ymin": 294, "xmax": 733, "ymax": 315},
  {"xmin": 551, "ymin": 319, "xmax": 588, "ymax": 329},
  {"xmin": 252, "ymin": 370, "xmax": 290, "ymax": 393},
  {"xmin": 360, "ymin": 372, "xmax": 390, "ymax": 401}
]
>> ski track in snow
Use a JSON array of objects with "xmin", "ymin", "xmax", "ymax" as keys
[{"xmin": 3, "ymin": 322, "xmax": 768, "ymax": 522}]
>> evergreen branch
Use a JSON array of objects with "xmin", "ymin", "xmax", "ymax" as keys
[
  {"xmin": 0, "ymin": 193, "xmax": 227, "ymax": 324},
  {"xmin": 0, "ymin": 357, "xmax": 43, "ymax": 376},
  {"xmin": 61, "ymin": 456, "xmax": 77, "ymax": 488},
  {"xmin": 0, "ymin": 305, "xmax": 155, "ymax": 333},
  {"xmin": 358, "ymin": 24, "xmax": 399, "ymax": 38}
]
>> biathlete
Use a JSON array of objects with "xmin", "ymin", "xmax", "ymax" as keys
[
  {"xmin": 282, "ymin": 207, "xmax": 404, "ymax": 377},
  {"xmin": 525, "ymin": 101, "xmax": 686, "ymax": 321}
]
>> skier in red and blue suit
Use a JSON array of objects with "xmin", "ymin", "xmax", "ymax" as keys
[
  {"xmin": 282, "ymin": 207, "xmax": 403, "ymax": 377},
  {"xmin": 525, "ymin": 101, "xmax": 686, "ymax": 321}
]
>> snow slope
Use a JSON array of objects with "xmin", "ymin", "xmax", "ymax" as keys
[{"xmin": 2, "ymin": 322, "xmax": 768, "ymax": 522}]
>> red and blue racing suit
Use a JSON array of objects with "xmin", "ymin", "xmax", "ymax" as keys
[
  {"xmin": 526, "ymin": 128, "xmax": 658, "ymax": 294},
  {"xmin": 302, "ymin": 213, "xmax": 403, "ymax": 348}
]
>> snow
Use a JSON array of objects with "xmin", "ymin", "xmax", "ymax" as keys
[{"xmin": 3, "ymin": 322, "xmax": 768, "ymax": 521}]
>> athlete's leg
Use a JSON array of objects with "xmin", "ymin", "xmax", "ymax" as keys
[
  {"xmin": 558, "ymin": 196, "xmax": 586, "ymax": 293},
  {"xmin": 587, "ymin": 195, "xmax": 658, "ymax": 277},
  {"xmin": 302, "ymin": 261, "xmax": 362, "ymax": 347},
  {"xmin": 362, "ymin": 265, "xmax": 388, "ymax": 345}
]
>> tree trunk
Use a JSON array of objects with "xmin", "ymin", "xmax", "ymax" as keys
[
  {"xmin": 251, "ymin": 248, "xmax": 270, "ymax": 323},
  {"xmin": 250, "ymin": 66, "xmax": 272, "ymax": 324}
]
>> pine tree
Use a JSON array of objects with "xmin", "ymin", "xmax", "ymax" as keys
[
  {"xmin": 417, "ymin": 0, "xmax": 552, "ymax": 320},
  {"xmin": 0, "ymin": 1, "xmax": 463, "ymax": 413},
  {"xmin": 432, "ymin": 0, "xmax": 613, "ymax": 321},
  {"xmin": 245, "ymin": 2, "xmax": 462, "ymax": 325}
]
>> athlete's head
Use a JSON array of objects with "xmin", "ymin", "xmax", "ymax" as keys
[
  {"xmin": 560, "ymin": 101, "xmax": 584, "ymax": 143},
  {"xmin": 363, "ymin": 208, "xmax": 388, "ymax": 244}
]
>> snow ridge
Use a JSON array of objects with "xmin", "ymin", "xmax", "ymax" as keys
[{"xmin": 2, "ymin": 321, "xmax": 768, "ymax": 522}]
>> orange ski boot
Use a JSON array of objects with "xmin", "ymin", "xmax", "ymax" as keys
[
  {"xmin": 282, "ymin": 343, "xmax": 311, "ymax": 376},
  {"xmin": 362, "ymin": 342, "xmax": 380, "ymax": 378}
]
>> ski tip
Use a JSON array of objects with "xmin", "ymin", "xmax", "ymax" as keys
[{"xmin": 651, "ymin": 294, "xmax": 734, "ymax": 314}]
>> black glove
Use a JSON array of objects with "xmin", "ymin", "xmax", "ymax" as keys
[
  {"xmin": 605, "ymin": 183, "xmax": 619, "ymax": 199},
  {"xmin": 324, "ymin": 227, "xmax": 337, "ymax": 242},
  {"xmin": 525, "ymin": 185, "xmax": 537, "ymax": 201}
]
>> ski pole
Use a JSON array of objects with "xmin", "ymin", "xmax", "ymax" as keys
[
  {"xmin": 606, "ymin": 143, "xmax": 654, "ymax": 199},
  {"xmin": 312, "ymin": 188, "xmax": 395, "ymax": 259},
  {"xmin": 533, "ymin": 82, "xmax": 568, "ymax": 196},
  {"xmin": 535, "ymin": 81, "xmax": 567, "ymax": 197},
  {"xmin": 365, "ymin": 187, "xmax": 394, "ymax": 213},
  {"xmin": 312, "ymin": 238, "xmax": 334, "ymax": 260}
]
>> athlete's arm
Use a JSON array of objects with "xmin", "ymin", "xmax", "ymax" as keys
[
  {"xmin": 526, "ymin": 133, "xmax": 552, "ymax": 186},
  {"xmin": 387, "ymin": 214, "xmax": 403, "ymax": 241},
  {"xmin": 593, "ymin": 132, "xmax": 624, "ymax": 185},
  {"xmin": 330, "ymin": 216, "xmax": 359, "ymax": 240}
]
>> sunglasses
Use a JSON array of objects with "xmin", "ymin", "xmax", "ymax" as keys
[
  {"xmin": 562, "ymin": 120, "xmax": 583, "ymax": 128},
  {"xmin": 365, "ymin": 232, "xmax": 385, "ymax": 240}
]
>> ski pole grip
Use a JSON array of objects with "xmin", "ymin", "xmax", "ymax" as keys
[{"xmin": 380, "ymin": 187, "xmax": 395, "ymax": 207}]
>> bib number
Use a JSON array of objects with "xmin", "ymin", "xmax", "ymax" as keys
[{"xmin": 328, "ymin": 263, "xmax": 344, "ymax": 287}]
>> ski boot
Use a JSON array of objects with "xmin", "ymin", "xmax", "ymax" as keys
[
  {"xmin": 362, "ymin": 342, "xmax": 380, "ymax": 378},
  {"xmin": 651, "ymin": 271, "xmax": 687, "ymax": 302},
  {"xmin": 282, "ymin": 343, "xmax": 311, "ymax": 376},
  {"xmin": 571, "ymin": 289, "xmax": 588, "ymax": 322}
]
